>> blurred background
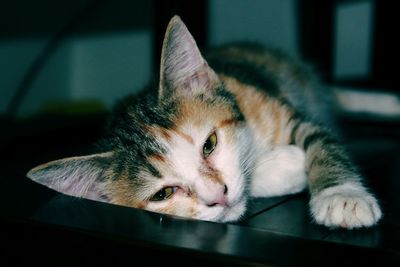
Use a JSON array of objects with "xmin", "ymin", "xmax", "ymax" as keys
[
  {"xmin": 1, "ymin": 0, "xmax": 400, "ymax": 177},
  {"xmin": 0, "ymin": 0, "xmax": 399, "ymax": 119}
]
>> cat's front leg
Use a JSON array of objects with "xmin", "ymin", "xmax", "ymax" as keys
[{"xmin": 291, "ymin": 120, "xmax": 382, "ymax": 229}]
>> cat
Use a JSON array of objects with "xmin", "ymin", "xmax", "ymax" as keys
[{"xmin": 27, "ymin": 15, "xmax": 382, "ymax": 229}]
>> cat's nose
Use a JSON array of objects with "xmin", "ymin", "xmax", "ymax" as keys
[{"xmin": 207, "ymin": 184, "xmax": 229, "ymax": 208}]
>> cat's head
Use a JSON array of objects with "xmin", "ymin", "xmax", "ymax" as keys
[{"xmin": 27, "ymin": 16, "xmax": 254, "ymax": 222}]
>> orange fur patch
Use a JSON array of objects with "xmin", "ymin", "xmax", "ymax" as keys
[
  {"xmin": 199, "ymin": 164, "xmax": 224, "ymax": 185},
  {"xmin": 175, "ymin": 94, "xmax": 235, "ymax": 131},
  {"xmin": 220, "ymin": 75, "xmax": 294, "ymax": 145},
  {"xmin": 219, "ymin": 118, "xmax": 238, "ymax": 128},
  {"xmin": 106, "ymin": 170, "xmax": 152, "ymax": 208},
  {"xmin": 149, "ymin": 154, "xmax": 166, "ymax": 163},
  {"xmin": 136, "ymin": 201, "xmax": 146, "ymax": 209},
  {"xmin": 159, "ymin": 128, "xmax": 172, "ymax": 142},
  {"xmin": 154, "ymin": 197, "xmax": 198, "ymax": 218},
  {"xmin": 155, "ymin": 203, "xmax": 177, "ymax": 215},
  {"xmin": 270, "ymin": 101, "xmax": 283, "ymax": 144},
  {"xmin": 108, "ymin": 179, "xmax": 137, "ymax": 207},
  {"xmin": 175, "ymin": 129, "xmax": 194, "ymax": 145}
]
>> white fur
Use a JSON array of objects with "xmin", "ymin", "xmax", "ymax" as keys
[
  {"xmin": 310, "ymin": 182, "xmax": 382, "ymax": 229},
  {"xmin": 250, "ymin": 145, "xmax": 307, "ymax": 197},
  {"xmin": 211, "ymin": 126, "xmax": 254, "ymax": 222}
]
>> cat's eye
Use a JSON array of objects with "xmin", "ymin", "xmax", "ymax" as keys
[
  {"xmin": 150, "ymin": 186, "xmax": 177, "ymax": 201},
  {"xmin": 203, "ymin": 132, "xmax": 217, "ymax": 157}
]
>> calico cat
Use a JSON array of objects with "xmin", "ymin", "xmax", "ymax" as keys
[{"xmin": 27, "ymin": 16, "xmax": 382, "ymax": 229}]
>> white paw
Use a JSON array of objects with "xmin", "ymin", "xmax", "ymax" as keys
[{"xmin": 310, "ymin": 183, "xmax": 382, "ymax": 229}]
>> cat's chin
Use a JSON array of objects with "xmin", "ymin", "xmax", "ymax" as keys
[{"xmin": 214, "ymin": 197, "xmax": 247, "ymax": 223}]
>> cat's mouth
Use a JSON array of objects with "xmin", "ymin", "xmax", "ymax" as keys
[
  {"xmin": 220, "ymin": 203, "xmax": 247, "ymax": 222},
  {"xmin": 203, "ymin": 194, "xmax": 247, "ymax": 223}
]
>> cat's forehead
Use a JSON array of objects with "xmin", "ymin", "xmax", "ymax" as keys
[
  {"xmin": 143, "ymin": 97, "xmax": 232, "ymax": 149},
  {"xmin": 176, "ymin": 99, "xmax": 233, "ymax": 128},
  {"xmin": 108, "ymin": 84, "xmax": 243, "ymax": 171}
]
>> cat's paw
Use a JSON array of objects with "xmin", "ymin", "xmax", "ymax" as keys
[{"xmin": 310, "ymin": 183, "xmax": 382, "ymax": 229}]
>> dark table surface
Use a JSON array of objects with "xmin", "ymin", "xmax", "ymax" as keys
[{"xmin": 1, "ymin": 113, "xmax": 400, "ymax": 266}]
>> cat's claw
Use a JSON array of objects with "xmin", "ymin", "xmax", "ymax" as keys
[{"xmin": 310, "ymin": 183, "xmax": 382, "ymax": 229}]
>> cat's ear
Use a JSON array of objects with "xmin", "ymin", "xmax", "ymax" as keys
[
  {"xmin": 159, "ymin": 15, "xmax": 218, "ymax": 100},
  {"xmin": 27, "ymin": 152, "xmax": 113, "ymax": 202}
]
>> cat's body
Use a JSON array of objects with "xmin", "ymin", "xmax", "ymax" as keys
[{"xmin": 28, "ymin": 16, "xmax": 381, "ymax": 228}]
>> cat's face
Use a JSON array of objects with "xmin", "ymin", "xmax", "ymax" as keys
[
  {"xmin": 109, "ymin": 94, "xmax": 252, "ymax": 222},
  {"xmin": 27, "ymin": 16, "xmax": 254, "ymax": 222}
]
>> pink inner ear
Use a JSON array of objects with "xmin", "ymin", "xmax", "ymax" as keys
[
  {"xmin": 51, "ymin": 170, "xmax": 106, "ymax": 202},
  {"xmin": 183, "ymin": 70, "xmax": 213, "ymax": 90},
  {"xmin": 164, "ymin": 43, "xmax": 204, "ymax": 84},
  {"xmin": 61, "ymin": 177, "xmax": 106, "ymax": 202},
  {"xmin": 160, "ymin": 16, "xmax": 216, "ymax": 95}
]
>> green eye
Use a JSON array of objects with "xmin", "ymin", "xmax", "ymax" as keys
[
  {"xmin": 203, "ymin": 132, "xmax": 217, "ymax": 157},
  {"xmin": 150, "ymin": 186, "xmax": 176, "ymax": 201}
]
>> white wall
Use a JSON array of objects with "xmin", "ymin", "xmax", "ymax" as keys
[
  {"xmin": 1, "ymin": 0, "xmax": 377, "ymax": 117},
  {"xmin": 70, "ymin": 31, "xmax": 152, "ymax": 108},
  {"xmin": 208, "ymin": 0, "xmax": 299, "ymax": 56},
  {"xmin": 15, "ymin": 38, "xmax": 73, "ymax": 116},
  {"xmin": 0, "ymin": 1, "xmax": 153, "ymax": 118},
  {"xmin": 0, "ymin": 38, "xmax": 49, "ymax": 115},
  {"xmin": 333, "ymin": 1, "xmax": 374, "ymax": 80},
  {"xmin": 1, "ymin": 32, "xmax": 153, "ymax": 117}
]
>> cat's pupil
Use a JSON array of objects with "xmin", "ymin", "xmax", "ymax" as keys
[
  {"xmin": 156, "ymin": 190, "xmax": 166, "ymax": 199},
  {"xmin": 205, "ymin": 139, "xmax": 212, "ymax": 150}
]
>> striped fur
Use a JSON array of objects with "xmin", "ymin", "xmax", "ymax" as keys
[{"xmin": 27, "ymin": 16, "xmax": 381, "ymax": 228}]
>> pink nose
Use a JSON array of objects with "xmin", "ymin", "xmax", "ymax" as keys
[{"xmin": 207, "ymin": 185, "xmax": 229, "ymax": 208}]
